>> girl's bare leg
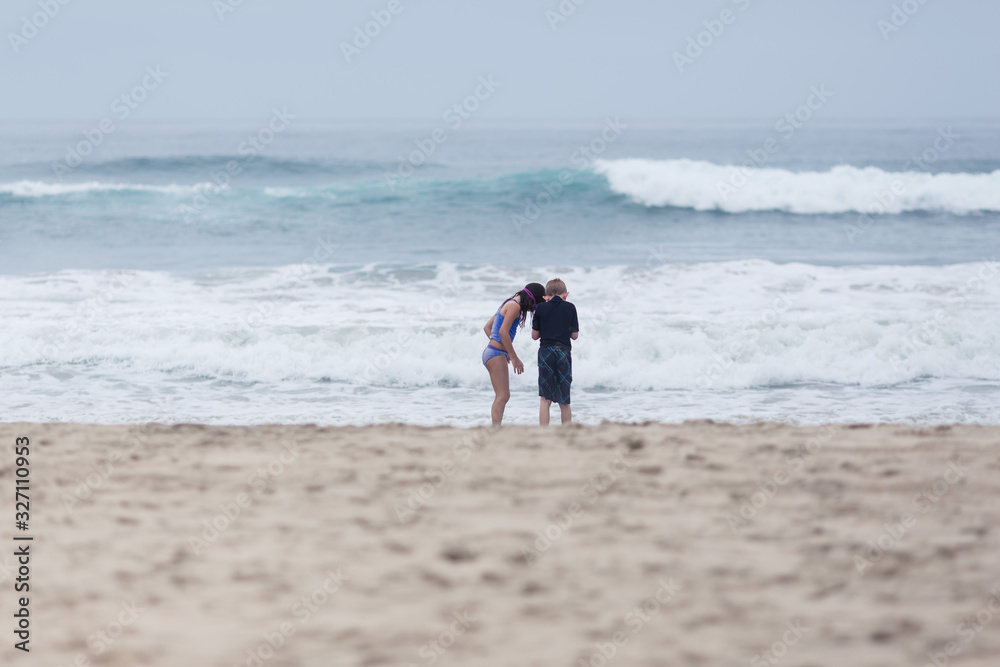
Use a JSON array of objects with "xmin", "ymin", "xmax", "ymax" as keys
[{"xmin": 486, "ymin": 356, "xmax": 511, "ymax": 425}]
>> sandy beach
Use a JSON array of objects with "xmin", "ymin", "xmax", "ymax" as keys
[{"xmin": 3, "ymin": 421, "xmax": 999, "ymax": 667}]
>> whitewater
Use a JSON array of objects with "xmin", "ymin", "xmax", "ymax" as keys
[
  {"xmin": 4, "ymin": 260, "xmax": 1000, "ymax": 425},
  {"xmin": 2, "ymin": 121, "xmax": 999, "ymax": 424}
]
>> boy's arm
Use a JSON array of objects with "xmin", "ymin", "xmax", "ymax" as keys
[
  {"xmin": 531, "ymin": 306, "xmax": 541, "ymax": 340},
  {"xmin": 570, "ymin": 305, "xmax": 579, "ymax": 340},
  {"xmin": 532, "ymin": 330, "xmax": 541, "ymax": 340}
]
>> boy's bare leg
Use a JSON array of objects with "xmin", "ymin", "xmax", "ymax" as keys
[
  {"xmin": 559, "ymin": 403, "xmax": 572, "ymax": 424},
  {"xmin": 539, "ymin": 397, "xmax": 551, "ymax": 426}
]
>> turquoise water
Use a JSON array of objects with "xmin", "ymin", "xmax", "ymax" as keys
[{"xmin": 2, "ymin": 121, "xmax": 1000, "ymax": 425}]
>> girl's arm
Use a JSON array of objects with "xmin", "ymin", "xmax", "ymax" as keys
[
  {"xmin": 484, "ymin": 315, "xmax": 495, "ymax": 337},
  {"xmin": 498, "ymin": 301, "xmax": 524, "ymax": 374}
]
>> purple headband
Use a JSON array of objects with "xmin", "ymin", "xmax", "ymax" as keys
[{"xmin": 523, "ymin": 289, "xmax": 537, "ymax": 306}]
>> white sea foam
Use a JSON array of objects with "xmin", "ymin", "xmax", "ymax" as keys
[
  {"xmin": 593, "ymin": 159, "xmax": 1000, "ymax": 214},
  {"xmin": 0, "ymin": 261, "xmax": 1000, "ymax": 400},
  {"xmin": 0, "ymin": 180, "xmax": 218, "ymax": 197},
  {"xmin": 262, "ymin": 186, "xmax": 338, "ymax": 200}
]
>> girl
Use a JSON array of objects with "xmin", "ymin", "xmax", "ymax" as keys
[{"xmin": 482, "ymin": 283, "xmax": 546, "ymax": 425}]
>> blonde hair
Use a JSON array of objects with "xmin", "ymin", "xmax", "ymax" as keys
[{"xmin": 545, "ymin": 278, "xmax": 567, "ymax": 296}]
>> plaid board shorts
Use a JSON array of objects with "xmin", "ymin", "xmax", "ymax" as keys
[{"xmin": 538, "ymin": 345, "xmax": 572, "ymax": 405}]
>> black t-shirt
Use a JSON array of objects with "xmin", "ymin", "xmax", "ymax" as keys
[{"xmin": 532, "ymin": 296, "xmax": 579, "ymax": 349}]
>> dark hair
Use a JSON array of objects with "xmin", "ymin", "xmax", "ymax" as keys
[{"xmin": 511, "ymin": 282, "xmax": 546, "ymax": 329}]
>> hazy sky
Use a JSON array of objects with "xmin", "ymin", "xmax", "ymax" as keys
[{"xmin": 2, "ymin": 0, "xmax": 997, "ymax": 121}]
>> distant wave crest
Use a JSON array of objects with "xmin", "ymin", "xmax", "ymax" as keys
[
  {"xmin": 594, "ymin": 158, "xmax": 1000, "ymax": 214},
  {"xmin": 0, "ymin": 180, "xmax": 217, "ymax": 197}
]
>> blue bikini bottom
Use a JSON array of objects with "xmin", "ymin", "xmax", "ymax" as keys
[{"xmin": 482, "ymin": 344, "xmax": 509, "ymax": 367}]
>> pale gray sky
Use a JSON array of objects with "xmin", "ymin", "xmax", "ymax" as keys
[{"xmin": 2, "ymin": 0, "xmax": 997, "ymax": 120}]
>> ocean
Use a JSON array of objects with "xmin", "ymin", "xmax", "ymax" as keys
[{"xmin": 3, "ymin": 119, "xmax": 1000, "ymax": 426}]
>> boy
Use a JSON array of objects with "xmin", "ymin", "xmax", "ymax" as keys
[{"xmin": 531, "ymin": 278, "xmax": 579, "ymax": 425}]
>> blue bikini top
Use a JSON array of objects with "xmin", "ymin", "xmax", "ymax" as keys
[{"xmin": 489, "ymin": 298, "xmax": 521, "ymax": 345}]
